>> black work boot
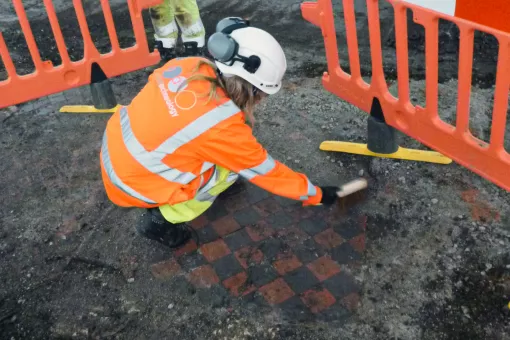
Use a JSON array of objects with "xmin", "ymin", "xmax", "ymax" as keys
[
  {"xmin": 155, "ymin": 41, "xmax": 177, "ymax": 62},
  {"xmin": 136, "ymin": 208, "xmax": 192, "ymax": 249},
  {"xmin": 182, "ymin": 41, "xmax": 205, "ymax": 57}
]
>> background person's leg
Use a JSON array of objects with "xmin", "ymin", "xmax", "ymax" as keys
[
  {"xmin": 150, "ymin": 0, "xmax": 178, "ymax": 59},
  {"xmin": 174, "ymin": 0, "xmax": 206, "ymax": 54}
]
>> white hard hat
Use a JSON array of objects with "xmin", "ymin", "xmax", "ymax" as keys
[{"xmin": 208, "ymin": 25, "xmax": 287, "ymax": 95}]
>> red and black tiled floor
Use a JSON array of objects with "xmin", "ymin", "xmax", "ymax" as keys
[{"xmin": 150, "ymin": 182, "xmax": 366, "ymax": 321}]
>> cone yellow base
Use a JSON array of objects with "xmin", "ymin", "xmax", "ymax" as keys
[{"xmin": 320, "ymin": 141, "xmax": 452, "ymax": 165}]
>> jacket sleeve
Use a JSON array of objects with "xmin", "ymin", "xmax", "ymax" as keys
[{"xmin": 197, "ymin": 119, "xmax": 323, "ymax": 206}]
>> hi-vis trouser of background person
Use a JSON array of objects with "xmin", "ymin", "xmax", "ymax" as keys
[{"xmin": 150, "ymin": 0, "xmax": 205, "ymax": 48}]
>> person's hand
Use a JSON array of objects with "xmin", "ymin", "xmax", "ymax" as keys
[{"xmin": 319, "ymin": 186, "xmax": 340, "ymax": 205}]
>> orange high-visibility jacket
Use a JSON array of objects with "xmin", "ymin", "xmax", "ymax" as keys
[{"xmin": 100, "ymin": 57, "xmax": 323, "ymax": 208}]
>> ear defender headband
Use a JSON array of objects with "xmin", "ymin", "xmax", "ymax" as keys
[{"xmin": 207, "ymin": 17, "xmax": 262, "ymax": 74}]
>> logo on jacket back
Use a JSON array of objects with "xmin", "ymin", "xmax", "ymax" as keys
[
  {"xmin": 167, "ymin": 76, "xmax": 188, "ymax": 93},
  {"xmin": 157, "ymin": 81, "xmax": 179, "ymax": 117},
  {"xmin": 154, "ymin": 66, "xmax": 187, "ymax": 118}
]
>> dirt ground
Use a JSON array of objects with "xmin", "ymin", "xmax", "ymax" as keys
[{"xmin": 1, "ymin": 1, "xmax": 509, "ymax": 339}]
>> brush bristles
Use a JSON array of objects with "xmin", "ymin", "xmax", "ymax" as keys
[{"xmin": 337, "ymin": 189, "xmax": 367, "ymax": 213}]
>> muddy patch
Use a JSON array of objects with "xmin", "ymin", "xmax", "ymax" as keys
[{"xmin": 420, "ymin": 253, "xmax": 510, "ymax": 340}]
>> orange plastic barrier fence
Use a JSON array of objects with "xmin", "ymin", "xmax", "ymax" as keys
[
  {"xmin": 301, "ymin": 0, "xmax": 510, "ymax": 191},
  {"xmin": 0, "ymin": 0, "xmax": 162, "ymax": 109}
]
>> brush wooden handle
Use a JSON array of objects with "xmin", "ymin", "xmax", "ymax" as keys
[{"xmin": 337, "ymin": 178, "xmax": 368, "ymax": 198}]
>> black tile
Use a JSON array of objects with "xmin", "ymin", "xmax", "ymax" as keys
[
  {"xmin": 247, "ymin": 264, "xmax": 279, "ymax": 287},
  {"xmin": 220, "ymin": 179, "xmax": 247, "ymax": 198},
  {"xmin": 274, "ymin": 195, "xmax": 298, "ymax": 207},
  {"xmin": 298, "ymin": 218, "xmax": 328, "ymax": 236},
  {"xmin": 333, "ymin": 220, "xmax": 363, "ymax": 240},
  {"xmin": 278, "ymin": 296, "xmax": 314, "ymax": 322},
  {"xmin": 316, "ymin": 303, "xmax": 351, "ymax": 323},
  {"xmin": 197, "ymin": 284, "xmax": 231, "ymax": 308},
  {"xmin": 223, "ymin": 229, "xmax": 253, "ymax": 251},
  {"xmin": 241, "ymin": 290, "xmax": 264, "ymax": 304},
  {"xmin": 177, "ymin": 252, "xmax": 207, "ymax": 272},
  {"xmin": 283, "ymin": 267, "xmax": 320, "ymax": 294},
  {"xmin": 245, "ymin": 185, "xmax": 270, "ymax": 204},
  {"xmin": 212, "ymin": 254, "xmax": 244, "ymax": 280},
  {"xmin": 168, "ymin": 275, "xmax": 197, "ymax": 297},
  {"xmin": 197, "ymin": 225, "xmax": 220, "ymax": 244},
  {"xmin": 308, "ymin": 205, "xmax": 328, "ymax": 217},
  {"xmin": 278, "ymin": 226, "xmax": 310, "ymax": 248},
  {"xmin": 323, "ymin": 272, "xmax": 360, "ymax": 299},
  {"xmin": 267, "ymin": 211, "xmax": 293, "ymax": 230},
  {"xmin": 293, "ymin": 242, "xmax": 322, "ymax": 264},
  {"xmin": 234, "ymin": 207, "xmax": 261, "ymax": 226},
  {"xmin": 221, "ymin": 192, "xmax": 249, "ymax": 213},
  {"xmin": 241, "ymin": 291, "xmax": 271, "ymax": 312},
  {"xmin": 259, "ymin": 238, "xmax": 285, "ymax": 261},
  {"xmin": 206, "ymin": 201, "xmax": 229, "ymax": 220},
  {"xmin": 330, "ymin": 243, "xmax": 362, "ymax": 264}
]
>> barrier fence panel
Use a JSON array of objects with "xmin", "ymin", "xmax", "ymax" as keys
[
  {"xmin": 0, "ymin": 0, "xmax": 162, "ymax": 109},
  {"xmin": 301, "ymin": 0, "xmax": 510, "ymax": 191}
]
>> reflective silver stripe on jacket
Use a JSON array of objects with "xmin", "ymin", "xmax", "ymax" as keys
[
  {"xmin": 120, "ymin": 107, "xmax": 196, "ymax": 184},
  {"xmin": 238, "ymin": 154, "xmax": 316, "ymax": 202},
  {"xmin": 238, "ymin": 155, "xmax": 276, "ymax": 180},
  {"xmin": 226, "ymin": 172, "xmax": 239, "ymax": 183},
  {"xmin": 300, "ymin": 178, "xmax": 318, "ymax": 201},
  {"xmin": 154, "ymin": 101, "xmax": 241, "ymax": 154},
  {"xmin": 101, "ymin": 134, "xmax": 157, "ymax": 204},
  {"xmin": 195, "ymin": 166, "xmax": 220, "ymax": 202},
  {"xmin": 195, "ymin": 169, "xmax": 240, "ymax": 203},
  {"xmin": 102, "ymin": 100, "xmax": 240, "ymax": 203},
  {"xmin": 120, "ymin": 103, "xmax": 239, "ymax": 184},
  {"xmin": 201, "ymin": 162, "xmax": 214, "ymax": 174}
]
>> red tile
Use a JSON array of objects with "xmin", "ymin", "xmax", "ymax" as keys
[
  {"xmin": 272, "ymin": 252, "xmax": 303, "ymax": 275},
  {"xmin": 234, "ymin": 246, "xmax": 264, "ymax": 269},
  {"xmin": 341, "ymin": 293, "xmax": 360, "ymax": 311},
  {"xmin": 246, "ymin": 220, "xmax": 275, "ymax": 242},
  {"xmin": 187, "ymin": 265, "xmax": 220, "ymax": 288},
  {"xmin": 211, "ymin": 215, "xmax": 241, "ymax": 237},
  {"xmin": 223, "ymin": 193, "xmax": 249, "ymax": 212},
  {"xmin": 200, "ymin": 239, "xmax": 231, "ymax": 262},
  {"xmin": 294, "ymin": 207, "xmax": 316, "ymax": 220},
  {"xmin": 349, "ymin": 234, "xmax": 366, "ymax": 253},
  {"xmin": 259, "ymin": 278, "xmax": 295, "ymax": 305},
  {"xmin": 314, "ymin": 228, "xmax": 344, "ymax": 249},
  {"xmin": 277, "ymin": 226, "xmax": 309, "ymax": 247},
  {"xmin": 359, "ymin": 215, "xmax": 368, "ymax": 231},
  {"xmin": 189, "ymin": 214, "xmax": 209, "ymax": 230},
  {"xmin": 301, "ymin": 288, "xmax": 336, "ymax": 314},
  {"xmin": 174, "ymin": 240, "xmax": 198, "ymax": 257},
  {"xmin": 222, "ymin": 271, "xmax": 256, "ymax": 297},
  {"xmin": 253, "ymin": 198, "xmax": 282, "ymax": 217},
  {"xmin": 150, "ymin": 259, "xmax": 181, "ymax": 280},
  {"xmin": 307, "ymin": 256, "xmax": 341, "ymax": 281}
]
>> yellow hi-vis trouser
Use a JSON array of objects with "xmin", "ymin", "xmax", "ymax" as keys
[
  {"xmin": 159, "ymin": 166, "xmax": 238, "ymax": 224},
  {"xmin": 149, "ymin": 0, "xmax": 205, "ymax": 49}
]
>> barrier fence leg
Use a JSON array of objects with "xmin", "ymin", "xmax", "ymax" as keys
[
  {"xmin": 60, "ymin": 63, "xmax": 121, "ymax": 114},
  {"xmin": 320, "ymin": 98, "xmax": 452, "ymax": 165}
]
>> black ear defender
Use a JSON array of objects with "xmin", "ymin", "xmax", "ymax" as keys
[{"xmin": 207, "ymin": 17, "xmax": 262, "ymax": 74}]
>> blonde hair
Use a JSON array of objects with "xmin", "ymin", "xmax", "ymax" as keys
[{"xmin": 181, "ymin": 59, "xmax": 266, "ymax": 124}]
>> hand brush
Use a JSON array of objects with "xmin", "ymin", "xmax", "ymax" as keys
[{"xmin": 336, "ymin": 178, "xmax": 368, "ymax": 211}]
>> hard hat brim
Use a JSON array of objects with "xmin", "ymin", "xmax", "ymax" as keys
[{"xmin": 216, "ymin": 61, "xmax": 282, "ymax": 95}]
